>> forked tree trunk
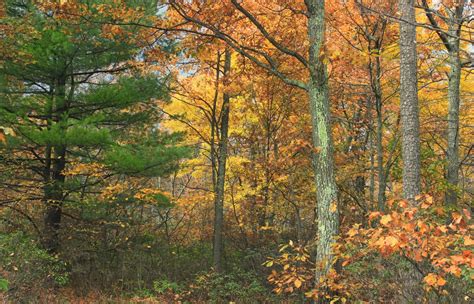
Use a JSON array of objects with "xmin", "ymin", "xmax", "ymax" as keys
[{"xmin": 421, "ymin": 0, "xmax": 465, "ymax": 207}]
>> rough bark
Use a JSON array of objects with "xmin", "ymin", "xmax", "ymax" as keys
[
  {"xmin": 212, "ymin": 49, "xmax": 231, "ymax": 273},
  {"xmin": 306, "ymin": 0, "xmax": 339, "ymax": 287},
  {"xmin": 398, "ymin": 1, "xmax": 424, "ymax": 302},
  {"xmin": 399, "ymin": 0, "xmax": 421, "ymax": 201}
]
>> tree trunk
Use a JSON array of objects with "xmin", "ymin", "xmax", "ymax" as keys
[
  {"xmin": 373, "ymin": 56, "xmax": 387, "ymax": 211},
  {"xmin": 306, "ymin": 0, "xmax": 339, "ymax": 288},
  {"xmin": 398, "ymin": 1, "xmax": 423, "ymax": 302},
  {"xmin": 213, "ymin": 49, "xmax": 231, "ymax": 273},
  {"xmin": 445, "ymin": 24, "xmax": 462, "ymax": 206},
  {"xmin": 43, "ymin": 77, "xmax": 67, "ymax": 253},
  {"xmin": 421, "ymin": 0, "xmax": 465, "ymax": 208},
  {"xmin": 399, "ymin": 0, "xmax": 421, "ymax": 201}
]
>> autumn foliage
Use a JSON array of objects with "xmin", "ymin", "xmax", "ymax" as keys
[{"xmin": 0, "ymin": 0, "xmax": 473, "ymax": 303}]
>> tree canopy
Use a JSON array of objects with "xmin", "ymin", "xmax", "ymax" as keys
[{"xmin": 0, "ymin": 1, "xmax": 472, "ymax": 303}]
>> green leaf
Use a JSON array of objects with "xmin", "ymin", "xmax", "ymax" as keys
[{"xmin": 0, "ymin": 278, "xmax": 8, "ymax": 291}]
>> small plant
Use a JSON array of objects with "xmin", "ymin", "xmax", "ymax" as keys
[
  {"xmin": 186, "ymin": 269, "xmax": 269, "ymax": 303},
  {"xmin": 0, "ymin": 277, "xmax": 8, "ymax": 292},
  {"xmin": 153, "ymin": 278, "xmax": 182, "ymax": 295}
]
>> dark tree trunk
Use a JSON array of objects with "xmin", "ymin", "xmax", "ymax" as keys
[
  {"xmin": 43, "ymin": 77, "xmax": 67, "ymax": 253},
  {"xmin": 213, "ymin": 49, "xmax": 231, "ymax": 273},
  {"xmin": 43, "ymin": 146, "xmax": 66, "ymax": 253}
]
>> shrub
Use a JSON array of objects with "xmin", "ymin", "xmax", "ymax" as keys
[
  {"xmin": 186, "ymin": 269, "xmax": 270, "ymax": 303},
  {"xmin": 0, "ymin": 232, "xmax": 69, "ymax": 302}
]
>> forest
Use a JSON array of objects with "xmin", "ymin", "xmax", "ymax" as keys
[{"xmin": 0, "ymin": 0, "xmax": 472, "ymax": 303}]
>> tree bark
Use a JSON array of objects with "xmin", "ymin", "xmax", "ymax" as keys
[
  {"xmin": 43, "ymin": 77, "xmax": 67, "ymax": 253},
  {"xmin": 306, "ymin": 0, "xmax": 339, "ymax": 288},
  {"xmin": 446, "ymin": 47, "xmax": 461, "ymax": 206},
  {"xmin": 398, "ymin": 1, "xmax": 423, "ymax": 302},
  {"xmin": 212, "ymin": 49, "xmax": 231, "ymax": 273},
  {"xmin": 421, "ymin": 0, "xmax": 465, "ymax": 206},
  {"xmin": 399, "ymin": 0, "xmax": 421, "ymax": 201},
  {"xmin": 43, "ymin": 146, "xmax": 66, "ymax": 253},
  {"xmin": 445, "ymin": 7, "xmax": 463, "ymax": 206},
  {"xmin": 369, "ymin": 54, "xmax": 387, "ymax": 210}
]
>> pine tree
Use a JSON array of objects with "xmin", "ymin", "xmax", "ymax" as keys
[{"xmin": 0, "ymin": 0, "xmax": 189, "ymax": 253}]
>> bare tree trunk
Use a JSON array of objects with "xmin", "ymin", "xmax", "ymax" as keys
[
  {"xmin": 213, "ymin": 49, "xmax": 231, "ymax": 273},
  {"xmin": 446, "ymin": 51, "xmax": 461, "ymax": 206},
  {"xmin": 306, "ymin": 0, "xmax": 339, "ymax": 289},
  {"xmin": 399, "ymin": 0, "xmax": 421, "ymax": 201},
  {"xmin": 398, "ymin": 1, "xmax": 423, "ymax": 302},
  {"xmin": 368, "ymin": 99, "xmax": 376, "ymax": 206},
  {"xmin": 370, "ymin": 55, "xmax": 387, "ymax": 210},
  {"xmin": 445, "ymin": 10, "xmax": 463, "ymax": 206}
]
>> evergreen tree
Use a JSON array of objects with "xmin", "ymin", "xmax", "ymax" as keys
[{"xmin": 0, "ymin": 0, "xmax": 189, "ymax": 253}]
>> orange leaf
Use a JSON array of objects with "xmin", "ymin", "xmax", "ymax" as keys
[
  {"xmin": 369, "ymin": 212, "xmax": 381, "ymax": 221},
  {"xmin": 424, "ymin": 273, "xmax": 438, "ymax": 286},
  {"xmin": 437, "ymin": 277, "xmax": 446, "ymax": 286},
  {"xmin": 398, "ymin": 200, "xmax": 408, "ymax": 208}
]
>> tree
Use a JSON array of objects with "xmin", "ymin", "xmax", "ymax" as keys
[
  {"xmin": 420, "ymin": 0, "xmax": 469, "ymax": 205},
  {"xmin": 399, "ymin": 0, "xmax": 422, "ymax": 201},
  {"xmin": 166, "ymin": 0, "xmax": 339, "ymax": 288},
  {"xmin": 0, "ymin": 0, "xmax": 187, "ymax": 253},
  {"xmin": 212, "ymin": 49, "xmax": 232, "ymax": 272}
]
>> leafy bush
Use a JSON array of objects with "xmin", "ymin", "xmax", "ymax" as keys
[{"xmin": 0, "ymin": 232, "xmax": 69, "ymax": 301}]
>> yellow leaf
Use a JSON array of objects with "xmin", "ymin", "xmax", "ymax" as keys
[
  {"xmin": 385, "ymin": 236, "xmax": 398, "ymax": 247},
  {"xmin": 330, "ymin": 202, "xmax": 337, "ymax": 213},
  {"xmin": 347, "ymin": 228, "xmax": 358, "ymax": 237},
  {"xmin": 464, "ymin": 236, "xmax": 474, "ymax": 246},
  {"xmin": 380, "ymin": 214, "xmax": 392, "ymax": 226},
  {"xmin": 294, "ymin": 279, "xmax": 302, "ymax": 288}
]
